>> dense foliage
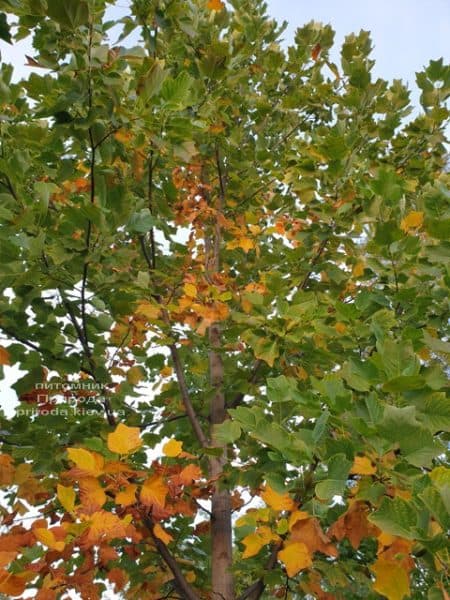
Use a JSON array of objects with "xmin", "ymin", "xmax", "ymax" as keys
[{"xmin": 0, "ymin": 1, "xmax": 449, "ymax": 598}]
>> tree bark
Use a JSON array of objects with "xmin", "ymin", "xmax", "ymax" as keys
[
  {"xmin": 206, "ymin": 152, "xmax": 235, "ymax": 599},
  {"xmin": 209, "ymin": 323, "xmax": 234, "ymax": 600}
]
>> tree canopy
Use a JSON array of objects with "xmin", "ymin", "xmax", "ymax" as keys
[{"xmin": 0, "ymin": 0, "xmax": 449, "ymax": 599}]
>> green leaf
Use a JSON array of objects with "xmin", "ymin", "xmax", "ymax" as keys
[
  {"xmin": 213, "ymin": 420, "xmax": 241, "ymax": 445},
  {"xmin": 315, "ymin": 454, "xmax": 352, "ymax": 501},
  {"xmin": 0, "ymin": 12, "xmax": 11, "ymax": 43},
  {"xmin": 161, "ymin": 72, "xmax": 194, "ymax": 110},
  {"xmin": 369, "ymin": 497, "xmax": 418, "ymax": 539},
  {"xmin": 128, "ymin": 209, "xmax": 157, "ymax": 234},
  {"xmin": 47, "ymin": 0, "xmax": 89, "ymax": 28}
]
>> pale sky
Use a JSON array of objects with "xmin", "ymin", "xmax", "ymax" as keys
[{"xmin": 267, "ymin": 0, "xmax": 450, "ymax": 89}]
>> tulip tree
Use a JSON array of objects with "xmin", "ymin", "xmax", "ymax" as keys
[{"xmin": 0, "ymin": 0, "xmax": 449, "ymax": 598}]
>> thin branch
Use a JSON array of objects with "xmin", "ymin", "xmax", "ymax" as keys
[
  {"xmin": 148, "ymin": 149, "xmax": 156, "ymax": 269},
  {"xmin": 144, "ymin": 516, "xmax": 200, "ymax": 600},
  {"xmin": 137, "ymin": 230, "xmax": 209, "ymax": 447},
  {"xmin": 297, "ymin": 235, "xmax": 330, "ymax": 291},
  {"xmin": 140, "ymin": 414, "xmax": 188, "ymax": 430},
  {"xmin": 228, "ymin": 359, "xmax": 262, "ymax": 409},
  {"xmin": 167, "ymin": 339, "xmax": 209, "ymax": 447},
  {"xmin": 237, "ymin": 541, "xmax": 282, "ymax": 600}
]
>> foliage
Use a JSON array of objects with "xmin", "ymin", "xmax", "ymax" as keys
[{"xmin": 0, "ymin": 0, "xmax": 449, "ymax": 598}]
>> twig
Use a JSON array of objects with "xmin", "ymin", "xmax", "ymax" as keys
[
  {"xmin": 237, "ymin": 541, "xmax": 282, "ymax": 600},
  {"xmin": 144, "ymin": 516, "xmax": 200, "ymax": 600},
  {"xmin": 228, "ymin": 359, "xmax": 262, "ymax": 409}
]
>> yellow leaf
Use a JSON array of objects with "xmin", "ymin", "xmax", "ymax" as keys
[
  {"xmin": 0, "ymin": 346, "xmax": 10, "ymax": 366},
  {"xmin": 241, "ymin": 526, "xmax": 278, "ymax": 559},
  {"xmin": 288, "ymin": 510, "xmax": 310, "ymax": 531},
  {"xmin": 34, "ymin": 528, "xmax": 65, "ymax": 552},
  {"xmin": 163, "ymin": 439, "xmax": 183, "ymax": 458},
  {"xmin": 153, "ymin": 523, "xmax": 173, "ymax": 545},
  {"xmin": 67, "ymin": 448, "xmax": 104, "ymax": 477},
  {"xmin": 335, "ymin": 322, "xmax": 347, "ymax": 334},
  {"xmin": 115, "ymin": 484, "xmax": 137, "ymax": 506},
  {"xmin": 371, "ymin": 558, "xmax": 410, "ymax": 600},
  {"xmin": 351, "ymin": 456, "xmax": 376, "ymax": 476},
  {"xmin": 400, "ymin": 211, "xmax": 423, "ymax": 232},
  {"xmin": 207, "ymin": 0, "xmax": 225, "ymax": 10},
  {"xmin": 352, "ymin": 261, "xmax": 365, "ymax": 278},
  {"xmin": 160, "ymin": 366, "xmax": 173, "ymax": 377},
  {"xmin": 278, "ymin": 542, "xmax": 312, "ymax": 577},
  {"xmin": 57, "ymin": 484, "xmax": 76, "ymax": 513},
  {"xmin": 261, "ymin": 485, "xmax": 295, "ymax": 512},
  {"xmin": 183, "ymin": 283, "xmax": 197, "ymax": 298},
  {"xmin": 185, "ymin": 571, "xmax": 196, "ymax": 583},
  {"xmin": 296, "ymin": 366, "xmax": 309, "ymax": 381},
  {"xmin": 140, "ymin": 475, "xmax": 168, "ymax": 508},
  {"xmin": 239, "ymin": 237, "xmax": 255, "ymax": 253},
  {"xmin": 126, "ymin": 365, "xmax": 145, "ymax": 385},
  {"xmin": 135, "ymin": 301, "xmax": 161, "ymax": 321},
  {"xmin": 107, "ymin": 423, "xmax": 142, "ymax": 455}
]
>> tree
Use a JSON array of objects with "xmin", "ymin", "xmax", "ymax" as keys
[{"xmin": 0, "ymin": 0, "xmax": 448, "ymax": 598}]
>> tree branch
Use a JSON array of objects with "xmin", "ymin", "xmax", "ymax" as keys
[
  {"xmin": 228, "ymin": 359, "xmax": 262, "ymax": 409},
  {"xmin": 144, "ymin": 516, "xmax": 200, "ymax": 600},
  {"xmin": 237, "ymin": 541, "xmax": 282, "ymax": 600}
]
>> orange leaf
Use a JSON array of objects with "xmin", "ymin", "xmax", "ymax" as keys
[
  {"xmin": 114, "ymin": 129, "xmax": 132, "ymax": 145},
  {"xmin": 178, "ymin": 464, "xmax": 202, "ymax": 485},
  {"xmin": 0, "ymin": 346, "xmax": 10, "ymax": 366},
  {"xmin": 107, "ymin": 423, "xmax": 142, "ymax": 455},
  {"xmin": 290, "ymin": 517, "xmax": 338, "ymax": 557},
  {"xmin": 83, "ymin": 510, "xmax": 130, "ymax": 544},
  {"xmin": 351, "ymin": 456, "xmax": 376, "ymax": 476},
  {"xmin": 311, "ymin": 43, "xmax": 321, "ymax": 61},
  {"xmin": 261, "ymin": 485, "xmax": 295, "ymax": 512},
  {"xmin": 34, "ymin": 528, "xmax": 65, "ymax": 552},
  {"xmin": 66, "ymin": 448, "xmax": 104, "ymax": 477},
  {"xmin": 115, "ymin": 484, "xmax": 137, "ymax": 506},
  {"xmin": 79, "ymin": 477, "xmax": 107, "ymax": 513},
  {"xmin": 400, "ymin": 211, "xmax": 423, "ymax": 232},
  {"xmin": 0, "ymin": 454, "xmax": 15, "ymax": 486},
  {"xmin": 0, "ymin": 569, "xmax": 33, "ymax": 596},
  {"xmin": 278, "ymin": 542, "xmax": 312, "ymax": 577},
  {"xmin": 328, "ymin": 501, "xmax": 379, "ymax": 549},
  {"xmin": 163, "ymin": 439, "xmax": 183, "ymax": 458},
  {"xmin": 107, "ymin": 567, "xmax": 129, "ymax": 592},
  {"xmin": 140, "ymin": 475, "xmax": 168, "ymax": 508},
  {"xmin": 57, "ymin": 484, "xmax": 76, "ymax": 513},
  {"xmin": 371, "ymin": 558, "xmax": 410, "ymax": 600},
  {"xmin": 0, "ymin": 551, "xmax": 17, "ymax": 568},
  {"xmin": 153, "ymin": 523, "xmax": 173, "ymax": 545},
  {"xmin": 335, "ymin": 322, "xmax": 347, "ymax": 334},
  {"xmin": 207, "ymin": 0, "xmax": 225, "ymax": 10}
]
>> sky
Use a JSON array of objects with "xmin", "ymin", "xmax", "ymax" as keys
[
  {"xmin": 267, "ymin": 0, "xmax": 450, "ymax": 93},
  {"xmin": 0, "ymin": 1, "xmax": 449, "ymax": 414}
]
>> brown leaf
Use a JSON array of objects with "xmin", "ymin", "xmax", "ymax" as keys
[{"xmin": 290, "ymin": 518, "xmax": 338, "ymax": 557}]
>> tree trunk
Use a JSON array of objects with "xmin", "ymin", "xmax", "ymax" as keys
[{"xmin": 209, "ymin": 322, "xmax": 235, "ymax": 599}]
